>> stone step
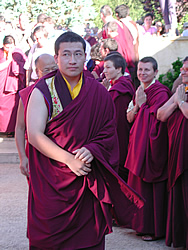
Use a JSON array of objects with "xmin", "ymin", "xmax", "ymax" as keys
[{"xmin": 0, "ymin": 137, "xmax": 20, "ymax": 164}]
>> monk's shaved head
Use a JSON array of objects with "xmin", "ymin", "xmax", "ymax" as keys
[{"xmin": 35, "ymin": 54, "xmax": 58, "ymax": 79}]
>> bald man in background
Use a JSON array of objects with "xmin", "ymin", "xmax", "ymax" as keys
[{"xmin": 15, "ymin": 54, "xmax": 58, "ymax": 177}]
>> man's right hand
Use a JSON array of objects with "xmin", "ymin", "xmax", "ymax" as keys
[
  {"xmin": 20, "ymin": 156, "xmax": 30, "ymax": 177},
  {"xmin": 67, "ymin": 155, "xmax": 92, "ymax": 176}
]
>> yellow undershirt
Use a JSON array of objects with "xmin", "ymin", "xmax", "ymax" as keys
[{"xmin": 62, "ymin": 73, "xmax": 83, "ymax": 100}]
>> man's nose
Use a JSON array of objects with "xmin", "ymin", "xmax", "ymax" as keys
[{"xmin": 69, "ymin": 54, "xmax": 76, "ymax": 63}]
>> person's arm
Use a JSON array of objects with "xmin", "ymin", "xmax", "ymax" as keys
[
  {"xmin": 171, "ymin": 75, "xmax": 182, "ymax": 94},
  {"xmin": 174, "ymin": 84, "xmax": 188, "ymax": 119},
  {"xmin": 127, "ymin": 86, "xmax": 146, "ymax": 123},
  {"xmin": 91, "ymin": 70, "xmax": 99, "ymax": 79},
  {"xmin": 26, "ymin": 88, "xmax": 92, "ymax": 176},
  {"xmin": 15, "ymin": 99, "xmax": 29, "ymax": 177},
  {"xmin": 157, "ymin": 94, "xmax": 177, "ymax": 122}
]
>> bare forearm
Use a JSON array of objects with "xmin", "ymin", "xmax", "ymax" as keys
[
  {"xmin": 15, "ymin": 127, "xmax": 27, "ymax": 160},
  {"xmin": 28, "ymin": 131, "xmax": 74, "ymax": 165},
  {"xmin": 157, "ymin": 102, "xmax": 177, "ymax": 122}
]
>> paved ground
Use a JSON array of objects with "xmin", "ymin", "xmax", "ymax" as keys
[{"xmin": 0, "ymin": 138, "xmax": 178, "ymax": 249}]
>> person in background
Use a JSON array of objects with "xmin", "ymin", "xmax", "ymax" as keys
[
  {"xmin": 0, "ymin": 35, "xmax": 27, "ymax": 135},
  {"xmin": 15, "ymin": 53, "xmax": 58, "ymax": 177},
  {"xmin": 139, "ymin": 13, "xmax": 157, "ymax": 36},
  {"xmin": 155, "ymin": 21, "xmax": 165, "ymax": 36},
  {"xmin": 91, "ymin": 38, "xmax": 118, "ymax": 80},
  {"xmin": 157, "ymin": 56, "xmax": 188, "ymax": 249},
  {"xmin": 182, "ymin": 22, "xmax": 188, "ymax": 37},
  {"xmin": 103, "ymin": 52, "xmax": 135, "ymax": 182},
  {"xmin": 125, "ymin": 56, "xmax": 171, "ymax": 241},
  {"xmin": 17, "ymin": 13, "xmax": 34, "ymax": 55},
  {"xmin": 159, "ymin": 0, "xmax": 178, "ymax": 36},
  {"xmin": 24, "ymin": 25, "xmax": 54, "ymax": 86}
]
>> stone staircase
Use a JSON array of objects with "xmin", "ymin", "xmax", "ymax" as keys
[{"xmin": 0, "ymin": 137, "xmax": 19, "ymax": 164}]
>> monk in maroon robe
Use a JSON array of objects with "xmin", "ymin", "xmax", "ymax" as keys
[
  {"xmin": 26, "ymin": 32, "xmax": 144, "ymax": 250},
  {"xmin": 125, "ymin": 57, "xmax": 171, "ymax": 241},
  {"xmin": 157, "ymin": 56, "xmax": 188, "ymax": 249},
  {"xmin": 0, "ymin": 35, "xmax": 26, "ymax": 133},
  {"xmin": 103, "ymin": 52, "xmax": 135, "ymax": 182}
]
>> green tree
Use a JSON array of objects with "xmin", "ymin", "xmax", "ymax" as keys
[{"xmin": 0, "ymin": 0, "xmax": 97, "ymax": 28}]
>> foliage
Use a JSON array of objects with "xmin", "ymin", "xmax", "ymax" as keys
[
  {"xmin": 0, "ymin": 0, "xmax": 97, "ymax": 28},
  {"xmin": 158, "ymin": 58, "xmax": 183, "ymax": 90}
]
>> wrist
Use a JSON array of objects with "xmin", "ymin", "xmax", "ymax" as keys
[{"xmin": 179, "ymin": 100, "xmax": 185, "ymax": 108}]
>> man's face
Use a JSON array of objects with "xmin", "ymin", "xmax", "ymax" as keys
[
  {"xmin": 181, "ymin": 61, "xmax": 188, "ymax": 84},
  {"xmin": 103, "ymin": 60, "xmax": 120, "ymax": 81},
  {"xmin": 34, "ymin": 31, "xmax": 47, "ymax": 48},
  {"xmin": 137, "ymin": 61, "xmax": 157, "ymax": 85},
  {"xmin": 54, "ymin": 42, "xmax": 86, "ymax": 82},
  {"xmin": 37, "ymin": 56, "xmax": 58, "ymax": 79}
]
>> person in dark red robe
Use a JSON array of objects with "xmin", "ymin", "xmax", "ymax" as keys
[
  {"xmin": 106, "ymin": 21, "xmax": 135, "ymax": 75},
  {"xmin": 0, "ymin": 35, "xmax": 27, "ymax": 134},
  {"xmin": 125, "ymin": 57, "xmax": 171, "ymax": 241},
  {"xmin": 26, "ymin": 31, "xmax": 144, "ymax": 250},
  {"xmin": 103, "ymin": 52, "xmax": 135, "ymax": 182},
  {"xmin": 157, "ymin": 56, "xmax": 188, "ymax": 249}
]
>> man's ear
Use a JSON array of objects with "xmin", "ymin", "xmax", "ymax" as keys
[{"xmin": 54, "ymin": 54, "xmax": 58, "ymax": 64}]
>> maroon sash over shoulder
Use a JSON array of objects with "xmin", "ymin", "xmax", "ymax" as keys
[
  {"xmin": 27, "ymin": 70, "xmax": 144, "ymax": 249},
  {"xmin": 125, "ymin": 80, "xmax": 171, "ymax": 182},
  {"xmin": 167, "ymin": 103, "xmax": 188, "ymax": 190}
]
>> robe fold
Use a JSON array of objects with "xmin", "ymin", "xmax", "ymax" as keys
[
  {"xmin": 109, "ymin": 76, "xmax": 135, "ymax": 181},
  {"xmin": 27, "ymin": 71, "xmax": 144, "ymax": 249},
  {"xmin": 165, "ymin": 100, "xmax": 188, "ymax": 248},
  {"xmin": 0, "ymin": 47, "xmax": 26, "ymax": 132},
  {"xmin": 125, "ymin": 80, "xmax": 171, "ymax": 237}
]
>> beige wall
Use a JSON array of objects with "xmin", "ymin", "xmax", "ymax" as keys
[{"xmin": 138, "ymin": 36, "xmax": 188, "ymax": 77}]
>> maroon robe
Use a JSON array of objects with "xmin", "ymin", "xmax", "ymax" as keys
[
  {"xmin": 0, "ymin": 47, "xmax": 27, "ymax": 132},
  {"xmin": 125, "ymin": 80, "xmax": 171, "ymax": 237},
  {"xmin": 165, "ymin": 101, "xmax": 188, "ymax": 248},
  {"xmin": 27, "ymin": 70, "xmax": 144, "ymax": 249},
  {"xmin": 109, "ymin": 76, "xmax": 135, "ymax": 182}
]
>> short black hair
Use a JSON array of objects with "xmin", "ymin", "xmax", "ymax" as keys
[
  {"xmin": 115, "ymin": 5, "xmax": 129, "ymax": 19},
  {"xmin": 139, "ymin": 56, "xmax": 158, "ymax": 71},
  {"xmin": 55, "ymin": 31, "xmax": 86, "ymax": 55},
  {"xmin": 3, "ymin": 35, "xmax": 15, "ymax": 45},
  {"xmin": 104, "ymin": 52, "xmax": 127, "ymax": 74},
  {"xmin": 144, "ymin": 13, "xmax": 154, "ymax": 21}
]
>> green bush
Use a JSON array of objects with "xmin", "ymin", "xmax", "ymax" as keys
[{"xmin": 158, "ymin": 58, "xmax": 183, "ymax": 90}]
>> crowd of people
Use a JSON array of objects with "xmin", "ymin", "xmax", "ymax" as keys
[{"xmin": 0, "ymin": 3, "xmax": 187, "ymax": 250}]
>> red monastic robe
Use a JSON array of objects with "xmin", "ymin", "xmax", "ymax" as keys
[
  {"xmin": 165, "ymin": 100, "xmax": 188, "ymax": 249},
  {"xmin": 109, "ymin": 75, "xmax": 135, "ymax": 182},
  {"xmin": 0, "ymin": 47, "xmax": 26, "ymax": 132},
  {"xmin": 125, "ymin": 80, "xmax": 171, "ymax": 237},
  {"xmin": 26, "ymin": 70, "xmax": 144, "ymax": 249}
]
